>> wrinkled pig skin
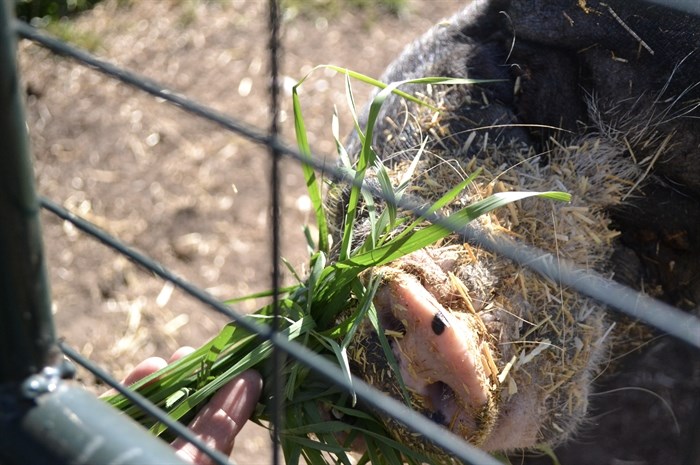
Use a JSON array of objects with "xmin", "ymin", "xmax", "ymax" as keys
[{"xmin": 331, "ymin": 1, "xmax": 700, "ymax": 463}]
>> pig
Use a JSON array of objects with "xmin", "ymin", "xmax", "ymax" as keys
[{"xmin": 329, "ymin": 1, "xmax": 700, "ymax": 463}]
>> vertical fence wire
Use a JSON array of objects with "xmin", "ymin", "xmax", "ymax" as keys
[{"xmin": 268, "ymin": 1, "xmax": 284, "ymax": 464}]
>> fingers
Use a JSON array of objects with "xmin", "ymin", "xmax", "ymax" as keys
[
  {"xmin": 102, "ymin": 346, "xmax": 194, "ymax": 397},
  {"xmin": 104, "ymin": 347, "xmax": 263, "ymax": 465},
  {"xmin": 172, "ymin": 370, "xmax": 263, "ymax": 465},
  {"xmin": 121, "ymin": 357, "xmax": 169, "ymax": 385},
  {"xmin": 169, "ymin": 346, "xmax": 195, "ymax": 363},
  {"xmin": 101, "ymin": 356, "xmax": 168, "ymax": 397}
]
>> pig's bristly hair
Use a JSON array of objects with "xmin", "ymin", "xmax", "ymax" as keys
[{"xmin": 338, "ymin": 77, "xmax": 678, "ymax": 453}]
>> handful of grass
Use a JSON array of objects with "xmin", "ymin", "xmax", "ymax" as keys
[{"xmin": 104, "ymin": 68, "xmax": 570, "ymax": 465}]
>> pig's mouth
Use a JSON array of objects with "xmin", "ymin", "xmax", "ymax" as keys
[{"xmin": 371, "ymin": 267, "xmax": 499, "ymax": 443}]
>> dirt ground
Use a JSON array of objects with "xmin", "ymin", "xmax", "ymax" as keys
[{"xmin": 18, "ymin": 1, "xmax": 460, "ymax": 463}]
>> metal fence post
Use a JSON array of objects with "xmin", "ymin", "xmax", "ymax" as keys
[
  {"xmin": 0, "ymin": 0, "xmax": 59, "ymax": 387},
  {"xmin": 0, "ymin": 1, "xmax": 192, "ymax": 463}
]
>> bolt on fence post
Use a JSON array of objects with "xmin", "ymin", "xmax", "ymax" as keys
[{"xmin": 0, "ymin": 2, "xmax": 192, "ymax": 464}]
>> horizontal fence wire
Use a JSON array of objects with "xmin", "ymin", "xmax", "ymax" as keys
[{"xmin": 16, "ymin": 8, "xmax": 700, "ymax": 465}]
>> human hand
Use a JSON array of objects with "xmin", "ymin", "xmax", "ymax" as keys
[{"xmin": 117, "ymin": 347, "xmax": 262, "ymax": 465}]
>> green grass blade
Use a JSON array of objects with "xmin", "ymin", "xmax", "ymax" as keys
[
  {"xmin": 340, "ymin": 280, "xmax": 377, "ymax": 351},
  {"xmin": 223, "ymin": 286, "xmax": 296, "ymax": 305},
  {"xmin": 535, "ymin": 445, "xmax": 562, "ymax": 465},
  {"xmin": 329, "ymin": 64, "xmax": 435, "ymax": 111},
  {"xmin": 324, "ymin": 66, "xmax": 495, "ymax": 112},
  {"xmin": 339, "ymin": 77, "xmax": 418, "ymax": 259},
  {"xmin": 352, "ymin": 420, "xmax": 435, "ymax": 465},
  {"xmin": 303, "ymin": 224, "xmax": 316, "ymax": 256},
  {"xmin": 395, "ymin": 137, "xmax": 427, "ymax": 194},
  {"xmin": 325, "ymin": 338, "xmax": 355, "ymax": 405},
  {"xmin": 306, "ymin": 403, "xmax": 348, "ymax": 457},
  {"xmin": 424, "ymin": 167, "xmax": 482, "ymax": 215},
  {"xmin": 360, "ymin": 186, "xmax": 379, "ymax": 250},
  {"xmin": 338, "ymin": 190, "xmax": 571, "ymax": 270},
  {"xmin": 306, "ymin": 252, "xmax": 326, "ymax": 313},
  {"xmin": 283, "ymin": 257, "xmax": 304, "ymax": 285},
  {"xmin": 283, "ymin": 441, "xmax": 302, "ymax": 465},
  {"xmin": 292, "ymin": 83, "xmax": 329, "ymax": 254},
  {"xmin": 338, "ymin": 160, "xmax": 369, "ymax": 261},
  {"xmin": 283, "ymin": 420, "xmax": 351, "ymax": 436},
  {"xmin": 284, "ymin": 436, "xmax": 347, "ymax": 456},
  {"xmin": 332, "ymin": 107, "xmax": 353, "ymax": 169},
  {"xmin": 343, "ymin": 70, "xmax": 365, "ymax": 148},
  {"xmin": 373, "ymin": 159, "xmax": 397, "ymax": 232},
  {"xmin": 132, "ymin": 315, "xmax": 314, "ymax": 436},
  {"xmin": 382, "ymin": 167, "xmax": 482, "ymax": 248}
]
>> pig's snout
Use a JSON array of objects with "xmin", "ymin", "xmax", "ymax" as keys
[{"xmin": 361, "ymin": 267, "xmax": 501, "ymax": 447}]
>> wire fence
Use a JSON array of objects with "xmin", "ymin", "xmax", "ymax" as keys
[{"xmin": 5, "ymin": 1, "xmax": 700, "ymax": 464}]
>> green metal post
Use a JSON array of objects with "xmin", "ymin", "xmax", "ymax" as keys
[
  {"xmin": 0, "ymin": 2, "xmax": 192, "ymax": 463},
  {"xmin": 0, "ymin": 0, "xmax": 59, "ymax": 384}
]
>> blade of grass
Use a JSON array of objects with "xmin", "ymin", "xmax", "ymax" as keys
[
  {"xmin": 343, "ymin": 70, "xmax": 365, "ymax": 149},
  {"xmin": 352, "ymin": 420, "xmax": 435, "ymax": 465},
  {"xmin": 295, "ymin": 398, "xmax": 353, "ymax": 465},
  {"xmin": 395, "ymin": 136, "xmax": 427, "ymax": 194},
  {"xmin": 305, "ymin": 251, "xmax": 326, "ymax": 314},
  {"xmin": 338, "ymin": 190, "xmax": 572, "ymax": 270},
  {"xmin": 303, "ymin": 224, "xmax": 317, "ymax": 256},
  {"xmin": 282, "ymin": 420, "xmax": 352, "ymax": 436},
  {"xmin": 338, "ymin": 77, "xmax": 426, "ymax": 259},
  {"xmin": 535, "ymin": 445, "xmax": 562, "ymax": 465},
  {"xmin": 373, "ymin": 159, "xmax": 397, "ymax": 233},
  {"xmin": 324, "ymin": 66, "xmax": 495, "ymax": 111},
  {"xmin": 137, "ymin": 315, "xmax": 314, "ymax": 436},
  {"xmin": 292, "ymin": 83, "xmax": 329, "ymax": 254},
  {"xmin": 361, "ymin": 167, "xmax": 482, "ymax": 255},
  {"xmin": 223, "ymin": 286, "xmax": 296, "ymax": 305},
  {"xmin": 284, "ymin": 436, "xmax": 347, "ymax": 456},
  {"xmin": 324, "ymin": 338, "xmax": 355, "ymax": 406},
  {"xmin": 283, "ymin": 257, "xmax": 304, "ymax": 285},
  {"xmin": 332, "ymin": 106, "xmax": 353, "ymax": 170}
]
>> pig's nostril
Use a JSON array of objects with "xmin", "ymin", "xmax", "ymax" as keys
[
  {"xmin": 428, "ymin": 409, "xmax": 447, "ymax": 426},
  {"xmin": 426, "ymin": 381, "xmax": 456, "ymax": 411},
  {"xmin": 379, "ymin": 309, "xmax": 406, "ymax": 336}
]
